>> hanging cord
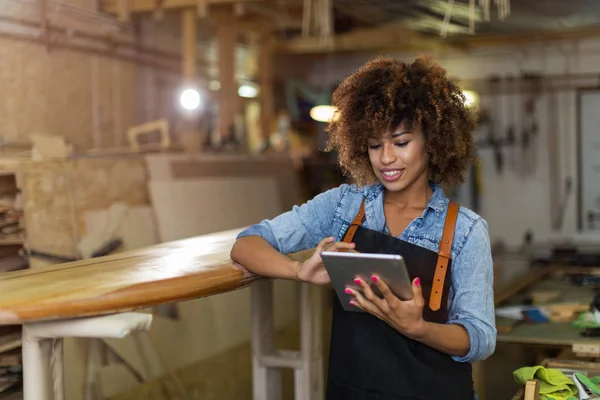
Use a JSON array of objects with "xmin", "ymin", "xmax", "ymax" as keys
[{"xmin": 440, "ymin": 0, "xmax": 455, "ymax": 38}]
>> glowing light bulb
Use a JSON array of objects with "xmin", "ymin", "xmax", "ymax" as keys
[
  {"xmin": 462, "ymin": 90, "xmax": 479, "ymax": 107},
  {"xmin": 238, "ymin": 84, "xmax": 259, "ymax": 98},
  {"xmin": 180, "ymin": 88, "xmax": 201, "ymax": 110},
  {"xmin": 310, "ymin": 105, "xmax": 337, "ymax": 122}
]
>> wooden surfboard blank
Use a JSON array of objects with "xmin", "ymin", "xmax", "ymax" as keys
[{"xmin": 0, "ymin": 229, "xmax": 266, "ymax": 325}]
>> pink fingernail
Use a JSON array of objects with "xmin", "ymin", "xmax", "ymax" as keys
[
  {"xmin": 414, "ymin": 277, "xmax": 421, "ymax": 287},
  {"xmin": 349, "ymin": 301, "xmax": 356, "ymax": 306},
  {"xmin": 371, "ymin": 276, "xmax": 379, "ymax": 283},
  {"xmin": 345, "ymin": 289, "xmax": 352, "ymax": 294},
  {"xmin": 354, "ymin": 279, "xmax": 361, "ymax": 285}
]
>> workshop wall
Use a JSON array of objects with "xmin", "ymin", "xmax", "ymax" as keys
[
  {"xmin": 440, "ymin": 42, "xmax": 597, "ymax": 248},
  {"xmin": 303, "ymin": 40, "xmax": 600, "ymax": 247},
  {"xmin": 0, "ymin": 0, "xmax": 136, "ymax": 152}
]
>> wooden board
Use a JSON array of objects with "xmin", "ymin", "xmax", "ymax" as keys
[
  {"xmin": 0, "ymin": 228, "xmax": 266, "ymax": 325},
  {"xmin": 20, "ymin": 156, "xmax": 150, "ymax": 258},
  {"xmin": 144, "ymin": 153, "xmax": 302, "ymax": 210},
  {"xmin": 149, "ymin": 178, "xmax": 281, "ymax": 241}
]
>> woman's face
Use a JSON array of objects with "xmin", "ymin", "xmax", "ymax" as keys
[{"xmin": 367, "ymin": 123, "xmax": 429, "ymax": 193}]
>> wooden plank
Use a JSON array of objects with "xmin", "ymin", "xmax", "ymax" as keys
[{"xmin": 0, "ymin": 228, "xmax": 269, "ymax": 325}]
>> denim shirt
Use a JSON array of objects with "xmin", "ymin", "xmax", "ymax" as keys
[{"xmin": 237, "ymin": 182, "xmax": 496, "ymax": 364}]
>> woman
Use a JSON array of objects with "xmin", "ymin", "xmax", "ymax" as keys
[{"xmin": 231, "ymin": 55, "xmax": 496, "ymax": 399}]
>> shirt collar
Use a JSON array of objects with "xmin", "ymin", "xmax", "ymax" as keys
[
  {"xmin": 364, "ymin": 182, "xmax": 448, "ymax": 214},
  {"xmin": 427, "ymin": 184, "xmax": 448, "ymax": 215}
]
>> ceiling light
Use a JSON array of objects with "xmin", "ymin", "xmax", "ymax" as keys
[
  {"xmin": 179, "ymin": 88, "xmax": 201, "ymax": 110},
  {"xmin": 238, "ymin": 84, "xmax": 259, "ymax": 98},
  {"xmin": 310, "ymin": 105, "xmax": 338, "ymax": 123},
  {"xmin": 462, "ymin": 90, "xmax": 479, "ymax": 107}
]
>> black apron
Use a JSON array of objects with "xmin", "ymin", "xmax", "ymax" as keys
[{"xmin": 325, "ymin": 199, "xmax": 474, "ymax": 400}]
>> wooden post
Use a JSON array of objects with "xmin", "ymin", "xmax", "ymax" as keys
[
  {"xmin": 182, "ymin": 7, "xmax": 197, "ymax": 83},
  {"xmin": 197, "ymin": 0, "xmax": 208, "ymax": 18},
  {"xmin": 259, "ymin": 30, "xmax": 274, "ymax": 143},
  {"xmin": 117, "ymin": 0, "xmax": 130, "ymax": 22},
  {"xmin": 180, "ymin": 7, "xmax": 204, "ymax": 153},
  {"xmin": 217, "ymin": 6, "xmax": 237, "ymax": 144}
]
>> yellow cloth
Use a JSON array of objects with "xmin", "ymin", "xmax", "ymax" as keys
[{"xmin": 513, "ymin": 366, "xmax": 578, "ymax": 400}]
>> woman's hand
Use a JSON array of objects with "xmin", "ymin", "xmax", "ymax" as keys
[
  {"xmin": 345, "ymin": 275, "xmax": 428, "ymax": 340},
  {"xmin": 296, "ymin": 237, "xmax": 356, "ymax": 285}
]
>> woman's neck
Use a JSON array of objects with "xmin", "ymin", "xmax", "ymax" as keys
[{"xmin": 384, "ymin": 178, "xmax": 433, "ymax": 209}]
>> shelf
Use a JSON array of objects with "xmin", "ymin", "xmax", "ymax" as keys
[
  {"xmin": 0, "ymin": 236, "xmax": 21, "ymax": 246},
  {"xmin": 0, "ymin": 334, "xmax": 20, "ymax": 355},
  {"xmin": 0, "ymin": 329, "xmax": 21, "ymax": 398},
  {"xmin": 0, "ymin": 327, "xmax": 21, "ymax": 356},
  {"xmin": 0, "ymin": 380, "xmax": 19, "ymax": 396}
]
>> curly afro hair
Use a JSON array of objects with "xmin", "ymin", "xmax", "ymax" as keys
[{"xmin": 325, "ymin": 54, "xmax": 477, "ymax": 189}]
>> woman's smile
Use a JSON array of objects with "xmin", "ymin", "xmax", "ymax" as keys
[{"xmin": 380, "ymin": 169, "xmax": 404, "ymax": 182}]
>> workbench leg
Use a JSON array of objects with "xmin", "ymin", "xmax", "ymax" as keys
[
  {"xmin": 21, "ymin": 312, "xmax": 153, "ymax": 400},
  {"xmin": 22, "ymin": 325, "xmax": 54, "ymax": 400},
  {"xmin": 473, "ymin": 361, "xmax": 485, "ymax": 400},
  {"xmin": 295, "ymin": 283, "xmax": 324, "ymax": 400},
  {"xmin": 251, "ymin": 281, "xmax": 325, "ymax": 400},
  {"xmin": 251, "ymin": 280, "xmax": 282, "ymax": 400}
]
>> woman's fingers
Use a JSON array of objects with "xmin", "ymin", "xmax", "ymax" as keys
[
  {"xmin": 347, "ymin": 288, "xmax": 384, "ymax": 319},
  {"xmin": 316, "ymin": 236, "xmax": 335, "ymax": 252},
  {"xmin": 323, "ymin": 241, "xmax": 355, "ymax": 252},
  {"xmin": 347, "ymin": 278, "xmax": 388, "ymax": 313}
]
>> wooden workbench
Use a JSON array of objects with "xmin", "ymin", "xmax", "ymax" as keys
[
  {"xmin": 0, "ymin": 228, "xmax": 262, "ymax": 324},
  {"xmin": 495, "ymin": 266, "xmax": 600, "ymax": 351},
  {"xmin": 0, "ymin": 228, "xmax": 326, "ymax": 400}
]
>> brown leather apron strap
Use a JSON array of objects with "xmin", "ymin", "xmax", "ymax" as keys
[
  {"xmin": 429, "ymin": 201, "xmax": 459, "ymax": 311},
  {"xmin": 342, "ymin": 199, "xmax": 366, "ymax": 243}
]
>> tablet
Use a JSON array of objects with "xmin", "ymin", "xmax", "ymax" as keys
[{"xmin": 321, "ymin": 251, "xmax": 413, "ymax": 312}]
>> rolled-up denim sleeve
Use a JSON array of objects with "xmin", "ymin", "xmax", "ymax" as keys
[
  {"xmin": 236, "ymin": 184, "xmax": 347, "ymax": 255},
  {"xmin": 447, "ymin": 218, "xmax": 496, "ymax": 363}
]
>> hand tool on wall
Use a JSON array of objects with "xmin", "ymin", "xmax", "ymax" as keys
[
  {"xmin": 521, "ymin": 73, "xmax": 541, "ymax": 176},
  {"xmin": 505, "ymin": 75, "xmax": 518, "ymax": 171},
  {"xmin": 489, "ymin": 76, "xmax": 504, "ymax": 175},
  {"xmin": 555, "ymin": 176, "xmax": 573, "ymax": 232},
  {"xmin": 518, "ymin": 74, "xmax": 531, "ymax": 176}
]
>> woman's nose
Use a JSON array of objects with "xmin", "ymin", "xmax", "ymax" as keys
[{"xmin": 381, "ymin": 144, "xmax": 396, "ymax": 164}]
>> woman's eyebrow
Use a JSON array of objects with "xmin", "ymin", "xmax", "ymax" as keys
[{"xmin": 391, "ymin": 131, "xmax": 411, "ymax": 138}]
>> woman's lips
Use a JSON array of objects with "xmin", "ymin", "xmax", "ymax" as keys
[{"xmin": 381, "ymin": 169, "xmax": 404, "ymax": 182}]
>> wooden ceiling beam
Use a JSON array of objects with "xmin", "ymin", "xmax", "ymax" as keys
[
  {"xmin": 275, "ymin": 23, "xmax": 455, "ymax": 54},
  {"xmin": 101, "ymin": 0, "xmax": 265, "ymax": 15},
  {"xmin": 452, "ymin": 24, "xmax": 600, "ymax": 48}
]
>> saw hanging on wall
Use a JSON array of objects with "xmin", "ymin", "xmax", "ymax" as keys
[{"xmin": 520, "ymin": 73, "xmax": 542, "ymax": 176}]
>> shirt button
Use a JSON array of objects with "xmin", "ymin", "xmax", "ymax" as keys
[{"xmin": 410, "ymin": 226, "xmax": 415, "ymax": 231}]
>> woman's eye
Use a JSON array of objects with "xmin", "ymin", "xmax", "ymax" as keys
[
  {"xmin": 368, "ymin": 144, "xmax": 381, "ymax": 149},
  {"xmin": 395, "ymin": 141, "xmax": 409, "ymax": 147}
]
